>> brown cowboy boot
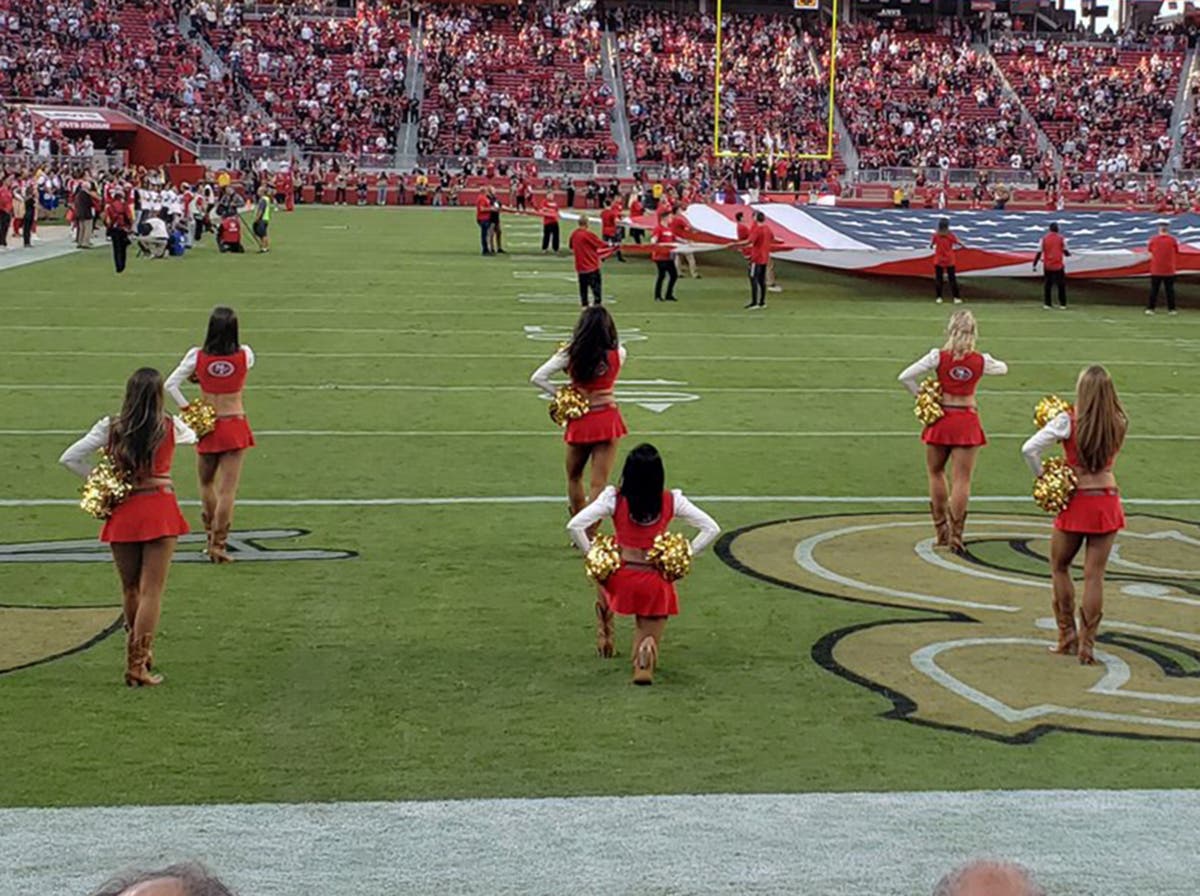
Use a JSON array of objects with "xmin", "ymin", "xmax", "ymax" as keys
[
  {"xmin": 209, "ymin": 523, "xmax": 234, "ymax": 564},
  {"xmin": 595, "ymin": 600, "xmax": 615, "ymax": 658},
  {"xmin": 1050, "ymin": 595, "xmax": 1078, "ymax": 655},
  {"xmin": 948, "ymin": 512, "xmax": 967, "ymax": 556},
  {"xmin": 1078, "ymin": 608, "xmax": 1103, "ymax": 665},
  {"xmin": 201, "ymin": 510, "xmax": 214, "ymax": 557},
  {"xmin": 125, "ymin": 634, "xmax": 163, "ymax": 687},
  {"xmin": 929, "ymin": 500, "xmax": 950, "ymax": 548},
  {"xmin": 631, "ymin": 635, "xmax": 658, "ymax": 686}
]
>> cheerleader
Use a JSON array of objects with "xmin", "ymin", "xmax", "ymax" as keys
[
  {"xmin": 899, "ymin": 310, "xmax": 1008, "ymax": 555},
  {"xmin": 165, "ymin": 306, "xmax": 255, "ymax": 563},
  {"xmin": 1021, "ymin": 366, "xmax": 1127, "ymax": 664},
  {"xmin": 567, "ymin": 444, "xmax": 720, "ymax": 684},
  {"xmin": 60, "ymin": 368, "xmax": 195, "ymax": 687}
]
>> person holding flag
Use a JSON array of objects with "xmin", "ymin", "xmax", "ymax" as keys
[
  {"xmin": 599, "ymin": 197, "xmax": 625, "ymax": 262},
  {"xmin": 930, "ymin": 218, "xmax": 966, "ymax": 304},
  {"xmin": 650, "ymin": 208, "xmax": 679, "ymax": 302},
  {"xmin": 569, "ymin": 215, "xmax": 611, "ymax": 307},
  {"xmin": 1033, "ymin": 222, "xmax": 1070, "ymax": 309},
  {"xmin": 539, "ymin": 189, "xmax": 560, "ymax": 254}
]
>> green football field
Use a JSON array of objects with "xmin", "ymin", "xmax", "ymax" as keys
[{"xmin": 2, "ymin": 207, "xmax": 1199, "ymax": 814}]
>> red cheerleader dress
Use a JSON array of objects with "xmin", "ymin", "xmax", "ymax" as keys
[
  {"xmin": 922, "ymin": 350, "xmax": 987, "ymax": 447},
  {"xmin": 195, "ymin": 347, "xmax": 256, "ymax": 454},
  {"xmin": 565, "ymin": 347, "xmax": 628, "ymax": 446},
  {"xmin": 602, "ymin": 491, "xmax": 679, "ymax": 618},
  {"xmin": 101, "ymin": 421, "xmax": 191, "ymax": 543},
  {"xmin": 1056, "ymin": 413, "xmax": 1125, "ymax": 535}
]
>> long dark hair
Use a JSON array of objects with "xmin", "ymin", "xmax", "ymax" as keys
[
  {"xmin": 566, "ymin": 306, "xmax": 618, "ymax": 384},
  {"xmin": 619, "ymin": 443, "xmax": 665, "ymax": 525},
  {"xmin": 108, "ymin": 368, "xmax": 166, "ymax": 478},
  {"xmin": 203, "ymin": 306, "xmax": 240, "ymax": 356}
]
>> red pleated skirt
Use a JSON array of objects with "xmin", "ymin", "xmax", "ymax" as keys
[
  {"xmin": 602, "ymin": 566, "xmax": 679, "ymax": 617},
  {"xmin": 198, "ymin": 415, "xmax": 256, "ymax": 454},
  {"xmin": 565, "ymin": 405, "xmax": 627, "ymax": 445},
  {"xmin": 1055, "ymin": 489, "xmax": 1125, "ymax": 534},
  {"xmin": 922, "ymin": 406, "xmax": 986, "ymax": 447},
  {"xmin": 100, "ymin": 488, "xmax": 190, "ymax": 543}
]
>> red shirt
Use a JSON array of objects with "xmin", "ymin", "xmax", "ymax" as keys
[
  {"xmin": 736, "ymin": 221, "xmax": 751, "ymax": 258},
  {"xmin": 196, "ymin": 348, "xmax": 250, "ymax": 394},
  {"xmin": 613, "ymin": 491, "xmax": 675, "ymax": 550},
  {"xmin": 931, "ymin": 231, "xmax": 961, "ymax": 267},
  {"xmin": 569, "ymin": 228, "xmax": 607, "ymax": 273},
  {"xmin": 476, "ymin": 194, "xmax": 492, "ymax": 223},
  {"xmin": 540, "ymin": 199, "xmax": 559, "ymax": 224},
  {"xmin": 1148, "ymin": 233, "xmax": 1179, "ymax": 276},
  {"xmin": 219, "ymin": 216, "xmax": 241, "ymax": 243},
  {"xmin": 1040, "ymin": 232, "xmax": 1066, "ymax": 271},
  {"xmin": 630, "ymin": 198, "xmax": 644, "ymax": 218},
  {"xmin": 600, "ymin": 207, "xmax": 619, "ymax": 237},
  {"xmin": 104, "ymin": 200, "xmax": 132, "ymax": 231},
  {"xmin": 0, "ymin": 186, "xmax": 11, "ymax": 214},
  {"xmin": 650, "ymin": 223, "xmax": 675, "ymax": 262},
  {"xmin": 748, "ymin": 222, "xmax": 773, "ymax": 265},
  {"xmin": 937, "ymin": 350, "xmax": 985, "ymax": 397}
]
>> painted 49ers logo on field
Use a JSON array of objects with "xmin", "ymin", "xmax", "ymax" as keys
[
  {"xmin": 720, "ymin": 512, "xmax": 1200, "ymax": 743},
  {"xmin": 206, "ymin": 359, "xmax": 237, "ymax": 377}
]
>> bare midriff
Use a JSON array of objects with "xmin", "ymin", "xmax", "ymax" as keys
[
  {"xmin": 941, "ymin": 396, "xmax": 977, "ymax": 410},
  {"xmin": 202, "ymin": 390, "xmax": 246, "ymax": 416},
  {"xmin": 1074, "ymin": 469, "xmax": 1117, "ymax": 491}
]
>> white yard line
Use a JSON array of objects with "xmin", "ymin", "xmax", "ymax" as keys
[
  {"xmin": 1, "ymin": 791, "xmax": 1198, "ymax": 896},
  {"xmin": 5, "ymin": 429, "xmax": 1200, "ymax": 440}
]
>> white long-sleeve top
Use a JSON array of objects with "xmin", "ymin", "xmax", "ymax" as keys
[
  {"xmin": 897, "ymin": 348, "xmax": 1009, "ymax": 396},
  {"xmin": 566, "ymin": 485, "xmax": 721, "ymax": 555},
  {"xmin": 59, "ymin": 415, "xmax": 198, "ymax": 478},
  {"xmin": 530, "ymin": 344, "xmax": 627, "ymax": 395},
  {"xmin": 1021, "ymin": 411, "xmax": 1072, "ymax": 476},
  {"xmin": 164, "ymin": 344, "xmax": 256, "ymax": 408}
]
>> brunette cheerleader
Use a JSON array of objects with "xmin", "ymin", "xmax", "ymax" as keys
[
  {"xmin": 899, "ymin": 310, "xmax": 1008, "ymax": 554},
  {"xmin": 532, "ymin": 307, "xmax": 629, "ymax": 651},
  {"xmin": 165, "ymin": 306, "xmax": 255, "ymax": 563},
  {"xmin": 1022, "ymin": 366, "xmax": 1127, "ymax": 664},
  {"xmin": 567, "ymin": 444, "xmax": 720, "ymax": 684},
  {"xmin": 60, "ymin": 368, "xmax": 195, "ymax": 686}
]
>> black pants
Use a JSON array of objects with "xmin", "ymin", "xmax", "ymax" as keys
[
  {"xmin": 22, "ymin": 210, "xmax": 34, "ymax": 246},
  {"xmin": 1043, "ymin": 269, "xmax": 1066, "ymax": 307},
  {"xmin": 750, "ymin": 263, "xmax": 768, "ymax": 305},
  {"xmin": 336, "ymin": 187, "xmax": 347, "ymax": 204},
  {"xmin": 630, "ymin": 227, "xmax": 643, "ymax": 244},
  {"xmin": 0, "ymin": 210, "xmax": 8, "ymax": 246},
  {"xmin": 606, "ymin": 232, "xmax": 623, "ymax": 261},
  {"xmin": 1149, "ymin": 276, "xmax": 1177, "ymax": 311},
  {"xmin": 111, "ymin": 228, "xmax": 129, "ymax": 273},
  {"xmin": 935, "ymin": 265, "xmax": 960, "ymax": 300},
  {"xmin": 542, "ymin": 222, "xmax": 559, "ymax": 252},
  {"xmin": 654, "ymin": 260, "xmax": 678, "ymax": 300},
  {"xmin": 478, "ymin": 220, "xmax": 491, "ymax": 254},
  {"xmin": 578, "ymin": 270, "xmax": 602, "ymax": 306}
]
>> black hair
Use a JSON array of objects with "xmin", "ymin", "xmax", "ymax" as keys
[
  {"xmin": 937, "ymin": 217, "xmax": 950, "ymax": 232},
  {"xmin": 202, "ymin": 306, "xmax": 239, "ymax": 356},
  {"xmin": 1049, "ymin": 222, "xmax": 1059, "ymax": 233},
  {"xmin": 90, "ymin": 862, "xmax": 237, "ymax": 896},
  {"xmin": 735, "ymin": 211, "xmax": 744, "ymax": 221},
  {"xmin": 567, "ymin": 306, "xmax": 618, "ymax": 384},
  {"xmin": 619, "ymin": 443, "xmax": 666, "ymax": 525}
]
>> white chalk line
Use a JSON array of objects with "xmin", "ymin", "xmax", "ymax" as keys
[{"xmin": 2, "ymin": 494, "xmax": 1199, "ymax": 507}]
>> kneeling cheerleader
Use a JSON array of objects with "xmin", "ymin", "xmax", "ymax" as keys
[
  {"xmin": 567, "ymin": 443, "xmax": 720, "ymax": 684},
  {"xmin": 60, "ymin": 368, "xmax": 197, "ymax": 686},
  {"xmin": 1021, "ymin": 365, "xmax": 1127, "ymax": 664}
]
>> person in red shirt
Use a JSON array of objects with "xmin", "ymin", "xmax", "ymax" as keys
[
  {"xmin": 0, "ymin": 174, "xmax": 12, "ymax": 250},
  {"xmin": 475, "ymin": 187, "xmax": 494, "ymax": 256},
  {"xmin": 1033, "ymin": 222, "xmax": 1071, "ymax": 309},
  {"xmin": 539, "ymin": 189, "xmax": 560, "ymax": 254},
  {"xmin": 930, "ymin": 218, "xmax": 966, "ymax": 304},
  {"xmin": 650, "ymin": 209, "xmax": 679, "ymax": 302},
  {"xmin": 745, "ymin": 211, "xmax": 774, "ymax": 310},
  {"xmin": 628, "ymin": 194, "xmax": 645, "ymax": 244},
  {"xmin": 1147, "ymin": 222, "xmax": 1180, "ymax": 314},
  {"xmin": 569, "ymin": 216, "xmax": 608, "ymax": 307},
  {"xmin": 599, "ymin": 200, "xmax": 625, "ymax": 262},
  {"xmin": 103, "ymin": 189, "xmax": 134, "ymax": 273}
]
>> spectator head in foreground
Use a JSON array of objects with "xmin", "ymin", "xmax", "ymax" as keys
[
  {"xmin": 937, "ymin": 217, "xmax": 951, "ymax": 234},
  {"xmin": 91, "ymin": 862, "xmax": 236, "ymax": 896},
  {"xmin": 1159, "ymin": 220, "xmax": 1171, "ymax": 233},
  {"xmin": 1049, "ymin": 222, "xmax": 1059, "ymax": 233},
  {"xmin": 933, "ymin": 859, "xmax": 1045, "ymax": 896},
  {"xmin": 577, "ymin": 215, "xmax": 591, "ymax": 231}
]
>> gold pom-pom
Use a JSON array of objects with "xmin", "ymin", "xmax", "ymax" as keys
[
  {"xmin": 584, "ymin": 534, "xmax": 621, "ymax": 583},
  {"xmin": 915, "ymin": 377, "xmax": 945, "ymax": 426},
  {"xmin": 181, "ymin": 399, "xmax": 217, "ymax": 438},
  {"xmin": 548, "ymin": 384, "xmax": 589, "ymax": 427},
  {"xmin": 647, "ymin": 532, "xmax": 693, "ymax": 582},
  {"xmin": 79, "ymin": 452, "xmax": 132, "ymax": 520},
  {"xmin": 1033, "ymin": 456, "xmax": 1078, "ymax": 514},
  {"xmin": 1034, "ymin": 395, "xmax": 1072, "ymax": 429}
]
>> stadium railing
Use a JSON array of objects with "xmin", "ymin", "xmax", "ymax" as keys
[
  {"xmin": 854, "ymin": 167, "xmax": 1044, "ymax": 187},
  {"xmin": 0, "ymin": 152, "xmax": 127, "ymax": 172},
  {"xmin": 416, "ymin": 155, "xmax": 613, "ymax": 177}
]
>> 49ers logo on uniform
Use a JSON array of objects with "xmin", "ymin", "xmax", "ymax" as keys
[
  {"xmin": 206, "ymin": 359, "xmax": 237, "ymax": 378},
  {"xmin": 948, "ymin": 365, "xmax": 975, "ymax": 382}
]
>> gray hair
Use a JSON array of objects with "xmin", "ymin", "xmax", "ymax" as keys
[
  {"xmin": 90, "ymin": 862, "xmax": 236, "ymax": 896},
  {"xmin": 933, "ymin": 859, "xmax": 1045, "ymax": 896}
]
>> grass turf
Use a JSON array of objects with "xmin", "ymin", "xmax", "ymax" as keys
[{"xmin": 1, "ymin": 207, "xmax": 1198, "ymax": 808}]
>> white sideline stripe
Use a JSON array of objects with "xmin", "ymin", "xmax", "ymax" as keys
[
  {"xmin": 3, "ymin": 495, "xmax": 1200, "ymax": 508},
  {"xmin": 0, "ymin": 383, "xmax": 1194, "ymax": 400},
  {"xmin": 3, "ymin": 791, "xmax": 1200, "ymax": 896}
]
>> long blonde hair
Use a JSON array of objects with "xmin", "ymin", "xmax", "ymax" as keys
[
  {"xmin": 941, "ymin": 310, "xmax": 977, "ymax": 359},
  {"xmin": 1073, "ymin": 365, "xmax": 1127, "ymax": 473}
]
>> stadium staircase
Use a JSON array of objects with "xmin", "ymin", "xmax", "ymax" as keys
[
  {"xmin": 979, "ymin": 40, "xmax": 1060, "ymax": 172},
  {"xmin": 808, "ymin": 41, "xmax": 857, "ymax": 174},
  {"xmin": 395, "ymin": 15, "xmax": 425, "ymax": 169},
  {"xmin": 1163, "ymin": 45, "xmax": 1198, "ymax": 184},
  {"xmin": 601, "ymin": 29, "xmax": 636, "ymax": 175}
]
